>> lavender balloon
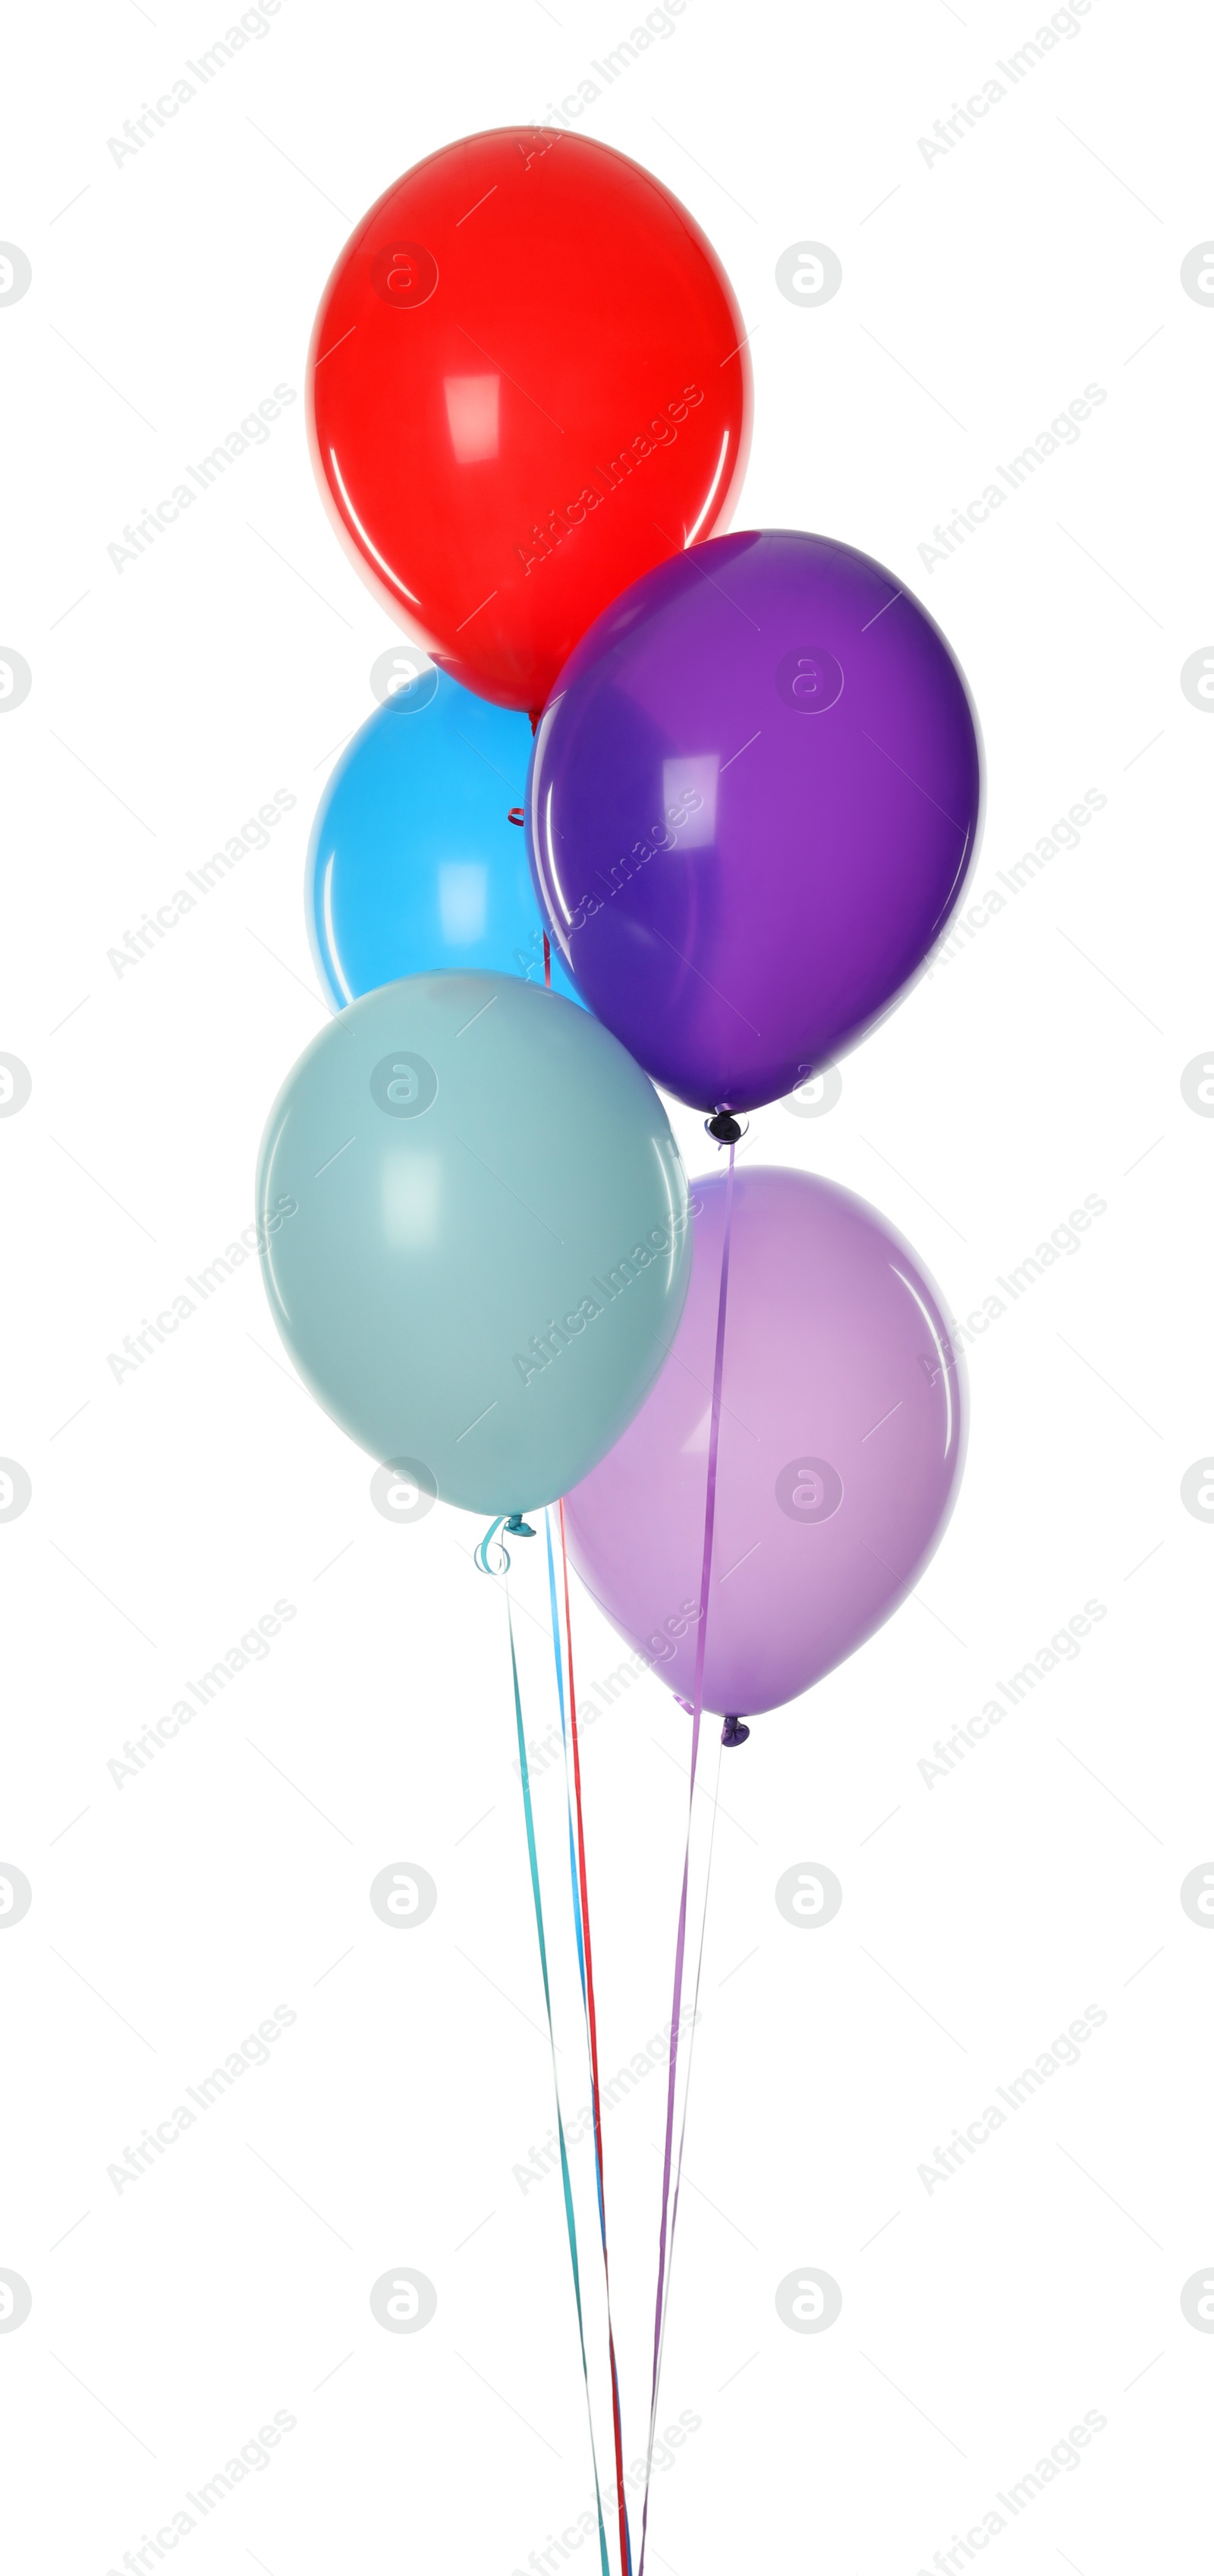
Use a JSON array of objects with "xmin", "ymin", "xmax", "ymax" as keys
[
  {"xmin": 527, "ymin": 531, "xmax": 983, "ymax": 1112},
  {"xmin": 562, "ymin": 1166, "xmax": 966, "ymax": 1718}
]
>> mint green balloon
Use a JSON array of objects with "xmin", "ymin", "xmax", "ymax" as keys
[{"xmin": 256, "ymin": 972, "xmax": 692, "ymax": 1515}]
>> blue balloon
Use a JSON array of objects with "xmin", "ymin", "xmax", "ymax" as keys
[
  {"xmin": 256, "ymin": 972, "xmax": 691, "ymax": 1516},
  {"xmin": 306, "ymin": 669, "xmax": 583, "ymax": 1009}
]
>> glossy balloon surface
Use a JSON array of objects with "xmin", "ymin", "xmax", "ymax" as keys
[
  {"xmin": 528, "ymin": 531, "xmax": 983, "ymax": 1110},
  {"xmin": 256, "ymin": 973, "xmax": 690, "ymax": 1515},
  {"xmin": 307, "ymin": 128, "xmax": 750, "ymax": 711},
  {"xmin": 306, "ymin": 671, "xmax": 581, "ymax": 1009},
  {"xmin": 563, "ymin": 1165, "xmax": 966, "ymax": 1714}
]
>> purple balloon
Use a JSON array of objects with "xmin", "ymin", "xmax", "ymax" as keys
[
  {"xmin": 527, "ymin": 530, "xmax": 983, "ymax": 1112},
  {"xmin": 562, "ymin": 1165, "xmax": 966, "ymax": 1717}
]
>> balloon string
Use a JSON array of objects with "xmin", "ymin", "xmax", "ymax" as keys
[
  {"xmin": 636, "ymin": 1136, "xmax": 737, "ymax": 2576},
  {"xmin": 554, "ymin": 1501, "xmax": 634, "ymax": 2576},
  {"xmin": 545, "ymin": 1510, "xmax": 589, "ymax": 2004},
  {"xmin": 543, "ymin": 932, "xmax": 552, "ymax": 990},
  {"xmin": 480, "ymin": 1529, "xmax": 612, "ymax": 2576},
  {"xmin": 648, "ymin": 1734, "xmax": 725, "ymax": 2478}
]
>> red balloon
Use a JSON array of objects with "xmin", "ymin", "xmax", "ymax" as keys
[{"xmin": 307, "ymin": 128, "xmax": 751, "ymax": 712}]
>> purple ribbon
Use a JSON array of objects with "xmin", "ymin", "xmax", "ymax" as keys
[{"xmin": 636, "ymin": 1138, "xmax": 736, "ymax": 2576}]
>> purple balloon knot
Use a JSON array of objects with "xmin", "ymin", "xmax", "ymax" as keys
[{"xmin": 720, "ymin": 1713, "xmax": 750, "ymax": 1748}]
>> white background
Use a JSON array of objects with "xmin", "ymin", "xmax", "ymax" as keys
[{"xmin": 2, "ymin": 2, "xmax": 1212, "ymax": 2570}]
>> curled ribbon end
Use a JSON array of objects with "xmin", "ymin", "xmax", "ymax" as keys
[
  {"xmin": 476, "ymin": 1512, "xmax": 536, "ymax": 1576},
  {"xmin": 475, "ymin": 1515, "xmax": 508, "ymax": 1576}
]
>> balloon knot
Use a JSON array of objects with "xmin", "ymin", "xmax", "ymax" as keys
[
  {"xmin": 721, "ymin": 1713, "xmax": 750, "ymax": 1748},
  {"xmin": 476, "ymin": 1513, "xmax": 535, "ymax": 1576},
  {"xmin": 706, "ymin": 1111, "xmax": 744, "ymax": 1144}
]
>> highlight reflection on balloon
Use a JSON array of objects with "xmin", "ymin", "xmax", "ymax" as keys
[
  {"xmin": 563, "ymin": 1164, "xmax": 966, "ymax": 1715},
  {"xmin": 528, "ymin": 531, "xmax": 983, "ymax": 1111},
  {"xmin": 307, "ymin": 129, "xmax": 751, "ymax": 711},
  {"xmin": 306, "ymin": 669, "xmax": 581, "ymax": 1010},
  {"xmin": 256, "ymin": 972, "xmax": 691, "ymax": 1516}
]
